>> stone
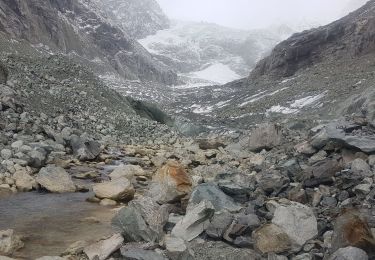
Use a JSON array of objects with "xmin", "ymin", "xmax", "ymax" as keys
[
  {"xmin": 303, "ymin": 159, "xmax": 342, "ymax": 188},
  {"xmin": 294, "ymin": 142, "xmax": 317, "ymax": 155},
  {"xmin": 171, "ymin": 200, "xmax": 215, "ymax": 241},
  {"xmin": 70, "ymin": 135, "xmax": 101, "ymax": 161},
  {"xmin": 353, "ymin": 184, "xmax": 372, "ymax": 195},
  {"xmin": 121, "ymin": 248, "xmax": 168, "ymax": 260},
  {"xmin": 267, "ymin": 253, "xmax": 288, "ymax": 260},
  {"xmin": 331, "ymin": 210, "xmax": 375, "ymax": 254},
  {"xmin": 100, "ymin": 198, "xmax": 117, "ymax": 206},
  {"xmin": 83, "ymin": 233, "xmax": 124, "ymax": 260},
  {"xmin": 165, "ymin": 235, "xmax": 193, "ymax": 260},
  {"xmin": 328, "ymin": 246, "xmax": 368, "ymax": 260},
  {"xmin": 28, "ymin": 149, "xmax": 47, "ymax": 168},
  {"xmin": 206, "ymin": 211, "xmax": 233, "ymax": 239},
  {"xmin": 148, "ymin": 161, "xmax": 192, "ymax": 204},
  {"xmin": 256, "ymin": 170, "xmax": 289, "ymax": 195},
  {"xmin": 233, "ymin": 236, "xmax": 254, "ymax": 248},
  {"xmin": 308, "ymin": 150, "xmax": 327, "ymax": 165},
  {"xmin": 188, "ymin": 183, "xmax": 242, "ymax": 213},
  {"xmin": 368, "ymin": 155, "xmax": 375, "ymax": 166},
  {"xmin": 35, "ymin": 257, "xmax": 64, "ymax": 260},
  {"xmin": 1, "ymin": 149, "xmax": 12, "ymax": 160},
  {"xmin": 292, "ymin": 254, "xmax": 312, "ymax": 260},
  {"xmin": 254, "ymin": 224, "xmax": 292, "ymax": 254},
  {"xmin": 0, "ymin": 229, "xmax": 24, "ymax": 255},
  {"xmin": 248, "ymin": 123, "xmax": 282, "ymax": 152},
  {"xmin": 272, "ymin": 202, "xmax": 318, "ymax": 246},
  {"xmin": 63, "ymin": 241, "xmax": 88, "ymax": 255},
  {"xmin": 351, "ymin": 159, "xmax": 372, "ymax": 177},
  {"xmin": 11, "ymin": 140, "xmax": 23, "ymax": 151},
  {"xmin": 112, "ymin": 197, "xmax": 169, "ymax": 243},
  {"xmin": 93, "ymin": 178, "xmax": 135, "ymax": 202},
  {"xmin": 13, "ymin": 167, "xmax": 37, "ymax": 191},
  {"xmin": 109, "ymin": 164, "xmax": 144, "ymax": 180},
  {"xmin": 0, "ymin": 256, "xmax": 17, "ymax": 260},
  {"xmin": 36, "ymin": 165, "xmax": 76, "ymax": 193}
]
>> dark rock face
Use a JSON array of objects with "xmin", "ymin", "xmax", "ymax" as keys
[
  {"xmin": 249, "ymin": 1, "xmax": 375, "ymax": 80},
  {"xmin": 0, "ymin": 0, "xmax": 176, "ymax": 84},
  {"xmin": 94, "ymin": 0, "xmax": 170, "ymax": 39}
]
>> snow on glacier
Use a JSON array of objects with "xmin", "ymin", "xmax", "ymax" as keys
[{"xmin": 190, "ymin": 63, "xmax": 241, "ymax": 84}]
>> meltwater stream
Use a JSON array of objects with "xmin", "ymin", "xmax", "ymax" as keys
[{"xmin": 0, "ymin": 190, "xmax": 115, "ymax": 259}]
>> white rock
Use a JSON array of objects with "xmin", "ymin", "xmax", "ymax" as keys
[
  {"xmin": 93, "ymin": 178, "xmax": 135, "ymax": 201},
  {"xmin": 272, "ymin": 202, "xmax": 318, "ymax": 246},
  {"xmin": 84, "ymin": 233, "xmax": 124, "ymax": 260},
  {"xmin": 36, "ymin": 165, "xmax": 76, "ymax": 193},
  {"xmin": 109, "ymin": 164, "xmax": 144, "ymax": 180},
  {"xmin": 0, "ymin": 229, "xmax": 24, "ymax": 255}
]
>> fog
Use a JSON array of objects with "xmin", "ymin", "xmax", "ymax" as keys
[{"xmin": 157, "ymin": 0, "xmax": 368, "ymax": 30}]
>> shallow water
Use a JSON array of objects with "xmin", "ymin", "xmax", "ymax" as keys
[{"xmin": 0, "ymin": 191, "xmax": 115, "ymax": 259}]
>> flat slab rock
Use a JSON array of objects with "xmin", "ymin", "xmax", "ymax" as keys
[
  {"xmin": 36, "ymin": 165, "xmax": 76, "ymax": 193},
  {"xmin": 84, "ymin": 233, "xmax": 124, "ymax": 260}
]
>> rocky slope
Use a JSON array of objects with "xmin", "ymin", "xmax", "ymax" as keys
[
  {"xmin": 93, "ymin": 0, "xmax": 170, "ymax": 39},
  {"xmin": 188, "ymin": 0, "xmax": 375, "ymax": 130},
  {"xmin": 0, "ymin": 0, "xmax": 176, "ymax": 84}
]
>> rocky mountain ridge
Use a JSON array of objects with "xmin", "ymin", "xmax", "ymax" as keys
[{"xmin": 0, "ymin": 0, "xmax": 176, "ymax": 84}]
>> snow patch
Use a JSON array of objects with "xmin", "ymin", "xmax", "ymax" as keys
[{"xmin": 190, "ymin": 63, "xmax": 241, "ymax": 84}]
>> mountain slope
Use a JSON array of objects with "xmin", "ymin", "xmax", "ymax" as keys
[
  {"xmin": 0, "ymin": 0, "xmax": 176, "ymax": 84},
  {"xmin": 93, "ymin": 0, "xmax": 170, "ymax": 39},
  {"xmin": 196, "ymin": 0, "xmax": 375, "ymax": 129}
]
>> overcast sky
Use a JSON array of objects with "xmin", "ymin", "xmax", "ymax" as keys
[{"xmin": 157, "ymin": 0, "xmax": 368, "ymax": 30}]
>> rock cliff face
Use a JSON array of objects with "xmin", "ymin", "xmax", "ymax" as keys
[
  {"xmin": 93, "ymin": 0, "xmax": 170, "ymax": 39},
  {"xmin": 249, "ymin": 0, "xmax": 375, "ymax": 81},
  {"xmin": 0, "ymin": 0, "xmax": 177, "ymax": 84}
]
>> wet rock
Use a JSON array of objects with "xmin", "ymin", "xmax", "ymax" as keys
[
  {"xmin": 84, "ymin": 233, "xmax": 124, "ymax": 260},
  {"xmin": 254, "ymin": 224, "xmax": 292, "ymax": 254},
  {"xmin": 12, "ymin": 166, "xmax": 37, "ymax": 191},
  {"xmin": 206, "ymin": 211, "xmax": 233, "ymax": 239},
  {"xmin": 36, "ymin": 165, "xmax": 76, "ymax": 193},
  {"xmin": 148, "ymin": 161, "xmax": 192, "ymax": 204},
  {"xmin": 272, "ymin": 202, "xmax": 318, "ymax": 246},
  {"xmin": 112, "ymin": 197, "xmax": 169, "ymax": 243},
  {"xmin": 248, "ymin": 123, "xmax": 282, "ymax": 152},
  {"xmin": 188, "ymin": 183, "xmax": 242, "ymax": 213},
  {"xmin": 331, "ymin": 210, "xmax": 375, "ymax": 255},
  {"xmin": 109, "ymin": 164, "xmax": 144, "ymax": 180},
  {"xmin": 172, "ymin": 200, "xmax": 215, "ymax": 241},
  {"xmin": 93, "ymin": 178, "xmax": 135, "ymax": 202},
  {"xmin": 0, "ymin": 229, "xmax": 24, "ymax": 255},
  {"xmin": 70, "ymin": 135, "xmax": 101, "ymax": 161},
  {"xmin": 121, "ymin": 248, "xmax": 168, "ymax": 260},
  {"xmin": 328, "ymin": 246, "xmax": 368, "ymax": 260}
]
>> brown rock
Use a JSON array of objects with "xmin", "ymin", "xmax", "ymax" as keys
[
  {"xmin": 254, "ymin": 224, "xmax": 292, "ymax": 254},
  {"xmin": 332, "ymin": 209, "xmax": 375, "ymax": 256}
]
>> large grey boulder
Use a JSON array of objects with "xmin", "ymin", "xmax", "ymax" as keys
[
  {"xmin": 112, "ymin": 197, "xmax": 169, "ymax": 243},
  {"xmin": 328, "ymin": 247, "xmax": 368, "ymax": 260},
  {"xmin": 272, "ymin": 202, "xmax": 318, "ymax": 247},
  {"xmin": 188, "ymin": 183, "xmax": 242, "ymax": 213},
  {"xmin": 84, "ymin": 233, "xmax": 124, "ymax": 260},
  {"xmin": 248, "ymin": 123, "xmax": 282, "ymax": 152},
  {"xmin": 171, "ymin": 200, "xmax": 215, "ymax": 241},
  {"xmin": 93, "ymin": 178, "xmax": 135, "ymax": 202},
  {"xmin": 70, "ymin": 135, "xmax": 101, "ymax": 161},
  {"xmin": 36, "ymin": 165, "xmax": 76, "ymax": 193}
]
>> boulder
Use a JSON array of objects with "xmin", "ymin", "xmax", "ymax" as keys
[
  {"xmin": 13, "ymin": 166, "xmax": 37, "ymax": 191},
  {"xmin": 28, "ymin": 149, "xmax": 47, "ymax": 168},
  {"xmin": 256, "ymin": 170, "xmax": 289, "ymax": 195},
  {"xmin": 248, "ymin": 123, "xmax": 282, "ymax": 152},
  {"xmin": 109, "ymin": 165, "xmax": 144, "ymax": 180},
  {"xmin": 84, "ymin": 233, "xmax": 124, "ymax": 260},
  {"xmin": 112, "ymin": 197, "xmax": 169, "ymax": 243},
  {"xmin": 93, "ymin": 178, "xmax": 135, "ymax": 202},
  {"xmin": 272, "ymin": 202, "xmax": 318, "ymax": 246},
  {"xmin": 331, "ymin": 210, "xmax": 375, "ymax": 255},
  {"xmin": 0, "ymin": 229, "xmax": 24, "ymax": 255},
  {"xmin": 188, "ymin": 183, "xmax": 242, "ymax": 213},
  {"xmin": 36, "ymin": 165, "xmax": 76, "ymax": 193},
  {"xmin": 328, "ymin": 247, "xmax": 368, "ymax": 260},
  {"xmin": 302, "ymin": 159, "xmax": 342, "ymax": 188},
  {"xmin": 0, "ymin": 149, "xmax": 12, "ymax": 160},
  {"xmin": 351, "ymin": 159, "xmax": 372, "ymax": 177},
  {"xmin": 171, "ymin": 200, "xmax": 215, "ymax": 241},
  {"xmin": 121, "ymin": 248, "xmax": 168, "ymax": 260},
  {"xmin": 254, "ymin": 224, "xmax": 292, "ymax": 254},
  {"xmin": 148, "ymin": 161, "xmax": 192, "ymax": 204},
  {"xmin": 70, "ymin": 135, "xmax": 101, "ymax": 161},
  {"xmin": 206, "ymin": 211, "xmax": 233, "ymax": 239}
]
